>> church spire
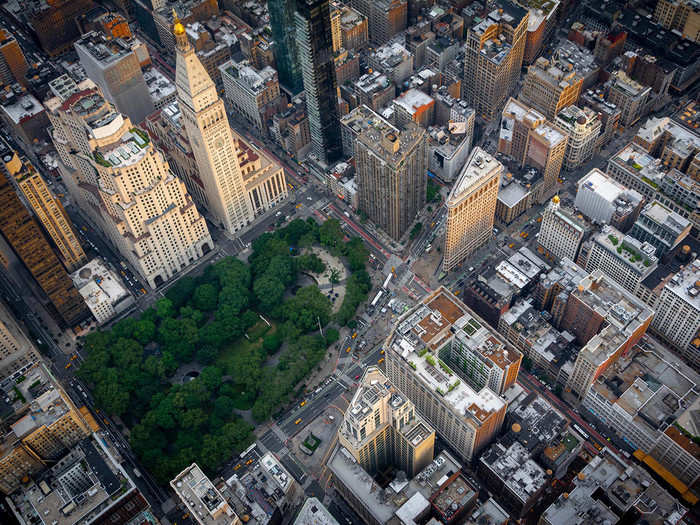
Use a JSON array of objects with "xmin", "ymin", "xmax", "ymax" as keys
[{"xmin": 172, "ymin": 8, "xmax": 189, "ymax": 52}]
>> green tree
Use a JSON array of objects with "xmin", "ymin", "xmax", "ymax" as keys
[
  {"xmin": 200, "ymin": 366, "xmax": 223, "ymax": 391},
  {"xmin": 324, "ymin": 327, "xmax": 340, "ymax": 345},
  {"xmin": 329, "ymin": 267, "xmax": 341, "ymax": 292},
  {"xmin": 262, "ymin": 332, "xmax": 283, "ymax": 354},
  {"xmin": 266, "ymin": 255, "xmax": 295, "ymax": 286},
  {"xmin": 345, "ymin": 237, "xmax": 369, "ymax": 271},
  {"xmin": 193, "ymin": 283, "xmax": 218, "ymax": 311},
  {"xmin": 319, "ymin": 219, "xmax": 344, "ymax": 249},
  {"xmin": 155, "ymin": 297, "xmax": 175, "ymax": 319},
  {"xmin": 218, "ymin": 286, "xmax": 249, "ymax": 315},
  {"xmin": 253, "ymin": 275, "xmax": 286, "ymax": 312},
  {"xmin": 165, "ymin": 276, "xmax": 197, "ymax": 308},
  {"xmin": 133, "ymin": 320, "xmax": 156, "ymax": 344},
  {"xmin": 283, "ymin": 286, "xmax": 332, "ymax": 332},
  {"xmin": 410, "ymin": 223, "xmax": 423, "ymax": 239},
  {"xmin": 94, "ymin": 370, "xmax": 129, "ymax": 416}
]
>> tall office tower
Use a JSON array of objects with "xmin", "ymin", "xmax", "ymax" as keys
[
  {"xmin": 0, "ymin": 160, "xmax": 87, "ymax": 327},
  {"xmin": 554, "ymin": 106, "xmax": 601, "ymax": 171},
  {"xmin": 330, "ymin": 6, "xmax": 342, "ymax": 53},
  {"xmin": 518, "ymin": 55, "xmax": 584, "ymax": 120},
  {"xmin": 356, "ymin": 119, "xmax": 426, "ymax": 241},
  {"xmin": 463, "ymin": 2, "xmax": 528, "ymax": 121},
  {"xmin": 8, "ymin": 158, "xmax": 86, "ymax": 272},
  {"xmin": 0, "ymin": 27, "xmax": 28, "ymax": 87},
  {"xmin": 349, "ymin": 0, "xmax": 407, "ymax": 45},
  {"xmin": 443, "ymin": 148, "xmax": 502, "ymax": 272},
  {"xmin": 268, "ymin": 0, "xmax": 303, "ymax": 93},
  {"xmin": 385, "ymin": 287, "xmax": 520, "ymax": 462},
  {"xmin": 133, "ymin": 0, "xmax": 165, "ymax": 46},
  {"xmin": 499, "ymin": 98, "xmax": 567, "ymax": 200},
  {"xmin": 75, "ymin": 31, "xmax": 155, "ymax": 125},
  {"xmin": 26, "ymin": 0, "xmax": 94, "ymax": 56},
  {"xmin": 174, "ymin": 14, "xmax": 253, "ymax": 234},
  {"xmin": 537, "ymin": 196, "xmax": 586, "ymax": 262},
  {"xmin": 652, "ymin": 260, "xmax": 700, "ymax": 364},
  {"xmin": 46, "ymin": 80, "xmax": 213, "ymax": 288},
  {"xmin": 0, "ymin": 362, "xmax": 91, "ymax": 495},
  {"xmin": 295, "ymin": 0, "xmax": 343, "ymax": 164},
  {"xmin": 338, "ymin": 367, "xmax": 435, "ymax": 478},
  {"xmin": 0, "ymin": 300, "xmax": 41, "ymax": 380}
]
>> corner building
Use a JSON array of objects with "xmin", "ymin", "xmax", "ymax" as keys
[
  {"xmin": 385, "ymin": 287, "xmax": 521, "ymax": 462},
  {"xmin": 46, "ymin": 81, "xmax": 213, "ymax": 289}
]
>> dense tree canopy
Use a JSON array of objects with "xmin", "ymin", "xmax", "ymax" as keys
[{"xmin": 77, "ymin": 218, "xmax": 371, "ymax": 482}]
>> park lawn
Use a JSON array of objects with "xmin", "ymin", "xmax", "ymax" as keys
[{"xmin": 215, "ymin": 320, "xmax": 275, "ymax": 410}]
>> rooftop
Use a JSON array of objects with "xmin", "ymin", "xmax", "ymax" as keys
[
  {"xmin": 576, "ymin": 168, "xmax": 631, "ymax": 205},
  {"xmin": 71, "ymin": 258, "xmax": 130, "ymax": 308},
  {"xmin": 428, "ymin": 123, "xmax": 472, "ymax": 159},
  {"xmin": 554, "ymin": 105, "xmax": 600, "ymax": 132},
  {"xmin": 608, "ymin": 70, "xmax": 650, "ymax": 99},
  {"xmin": 328, "ymin": 448, "xmax": 462, "ymax": 524},
  {"xmin": 466, "ymin": 498, "xmax": 510, "ymax": 524},
  {"xmin": 676, "ymin": 100, "xmax": 699, "ymax": 131},
  {"xmin": 501, "ymin": 98, "xmax": 566, "ymax": 147},
  {"xmin": 9, "ymin": 435, "xmax": 139, "ymax": 525},
  {"xmin": 393, "ymin": 89, "xmax": 434, "ymax": 116},
  {"xmin": 74, "ymin": 32, "xmax": 136, "ymax": 66},
  {"xmin": 498, "ymin": 177, "xmax": 530, "ymax": 208},
  {"xmin": 592, "ymin": 225, "xmax": 658, "ymax": 273},
  {"xmin": 93, "ymin": 127, "xmax": 151, "ymax": 168},
  {"xmin": 541, "ymin": 450, "xmax": 687, "ymax": 524},
  {"xmin": 479, "ymin": 441, "xmax": 547, "ymax": 504},
  {"xmin": 639, "ymin": 200, "xmax": 690, "ymax": 235},
  {"xmin": 387, "ymin": 288, "xmax": 510, "ymax": 423},
  {"xmin": 143, "ymin": 66, "xmax": 176, "ymax": 103},
  {"xmin": 220, "ymin": 59, "xmax": 277, "ymax": 96},
  {"xmin": 664, "ymin": 258, "xmax": 700, "ymax": 311},
  {"xmin": 355, "ymin": 118, "xmax": 424, "ymax": 168},
  {"xmin": 430, "ymin": 473, "xmax": 476, "ymax": 522},
  {"xmin": 448, "ymin": 147, "xmax": 502, "ymax": 204},
  {"xmin": 636, "ymin": 116, "xmax": 700, "ymax": 159},
  {"xmin": 293, "ymin": 498, "xmax": 339, "ymax": 525},
  {"xmin": 0, "ymin": 87, "xmax": 44, "ymax": 124},
  {"xmin": 573, "ymin": 270, "xmax": 654, "ymax": 340},
  {"xmin": 610, "ymin": 141, "xmax": 668, "ymax": 187},
  {"xmin": 354, "ymin": 71, "xmax": 391, "ymax": 95},
  {"xmin": 509, "ymin": 394, "xmax": 569, "ymax": 448},
  {"xmin": 171, "ymin": 463, "xmax": 241, "ymax": 525},
  {"xmin": 370, "ymin": 42, "xmax": 411, "ymax": 69}
]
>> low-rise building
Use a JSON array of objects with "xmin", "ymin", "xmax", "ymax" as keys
[
  {"xmin": 71, "ymin": 258, "xmax": 135, "ymax": 325},
  {"xmin": 144, "ymin": 66, "xmax": 177, "ymax": 110},
  {"xmin": 562, "ymin": 270, "xmax": 654, "ymax": 398},
  {"xmin": 368, "ymin": 42, "xmax": 414, "ymax": 84},
  {"xmin": 478, "ymin": 441, "xmax": 547, "ymax": 517},
  {"xmin": 341, "ymin": 71, "xmax": 395, "ymax": 113},
  {"xmin": 270, "ymin": 96, "xmax": 311, "ymax": 160},
  {"xmin": 0, "ymin": 362, "xmax": 90, "ymax": 494},
  {"xmin": 393, "ymin": 89, "xmax": 435, "ymax": 129},
  {"xmin": 634, "ymin": 116, "xmax": 700, "ymax": 176},
  {"xmin": 0, "ymin": 85, "xmax": 49, "ymax": 153},
  {"xmin": 427, "ymin": 121, "xmax": 473, "ymax": 183},
  {"xmin": 606, "ymin": 70, "xmax": 652, "ymax": 128},
  {"xmin": 9, "ymin": 434, "xmax": 152, "ymax": 524},
  {"xmin": 582, "ymin": 343, "xmax": 700, "ymax": 490},
  {"xmin": 540, "ymin": 450, "xmax": 688, "ymax": 525},
  {"xmin": 579, "ymin": 88, "xmax": 621, "ymax": 150},
  {"xmin": 220, "ymin": 58, "xmax": 282, "ymax": 134},
  {"xmin": 171, "ymin": 463, "xmax": 242, "ymax": 525},
  {"xmin": 581, "ymin": 226, "xmax": 658, "ymax": 295},
  {"xmin": 630, "ymin": 201, "xmax": 691, "ymax": 257},
  {"xmin": 329, "ymin": 446, "xmax": 466, "ymax": 525},
  {"xmin": 293, "ymin": 498, "xmax": 339, "ymax": 524},
  {"xmin": 574, "ymin": 168, "xmax": 643, "ymax": 230}
]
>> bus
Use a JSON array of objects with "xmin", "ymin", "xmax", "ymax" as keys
[{"xmin": 572, "ymin": 423, "xmax": 589, "ymax": 440}]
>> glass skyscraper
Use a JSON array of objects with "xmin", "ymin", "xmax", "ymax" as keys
[
  {"xmin": 295, "ymin": 0, "xmax": 342, "ymax": 165},
  {"xmin": 268, "ymin": 0, "xmax": 303, "ymax": 94}
]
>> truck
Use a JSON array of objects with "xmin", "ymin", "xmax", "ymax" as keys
[
  {"xmin": 343, "ymin": 211, "xmax": 350, "ymax": 218},
  {"xmin": 371, "ymin": 290, "xmax": 383, "ymax": 307}
]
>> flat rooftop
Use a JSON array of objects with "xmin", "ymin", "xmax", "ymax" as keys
[
  {"xmin": 220, "ymin": 59, "xmax": 277, "ymax": 96},
  {"xmin": 388, "ymin": 288, "xmax": 509, "ymax": 424},
  {"xmin": 171, "ymin": 463, "xmax": 240, "ymax": 525},
  {"xmin": 393, "ymin": 88, "xmax": 434, "ymax": 116},
  {"xmin": 143, "ymin": 66, "xmax": 176, "ymax": 102},
  {"xmin": 71, "ymin": 257, "xmax": 129, "ymax": 307},
  {"xmin": 293, "ymin": 498, "xmax": 339, "ymax": 524},
  {"xmin": 355, "ymin": 118, "xmax": 424, "ymax": 168},
  {"xmin": 328, "ymin": 448, "xmax": 461, "ymax": 524},
  {"xmin": 0, "ymin": 89, "xmax": 44, "ymax": 124},
  {"xmin": 448, "ymin": 147, "xmax": 502, "ymax": 204},
  {"xmin": 479, "ymin": 441, "xmax": 547, "ymax": 504},
  {"xmin": 610, "ymin": 141, "xmax": 668, "ymax": 187}
]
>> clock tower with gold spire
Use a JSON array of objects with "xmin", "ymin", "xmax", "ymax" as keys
[{"xmin": 172, "ymin": 9, "xmax": 252, "ymax": 234}]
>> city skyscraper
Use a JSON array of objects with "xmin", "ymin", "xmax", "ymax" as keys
[
  {"xmin": 173, "ymin": 11, "xmax": 254, "ymax": 234},
  {"xmin": 46, "ymin": 78, "xmax": 213, "ymax": 289},
  {"xmin": 356, "ymin": 117, "xmax": 426, "ymax": 241},
  {"xmin": 8, "ymin": 155, "xmax": 86, "ymax": 272},
  {"xmin": 295, "ymin": 0, "xmax": 343, "ymax": 165},
  {"xmin": 463, "ymin": 1, "xmax": 528, "ymax": 121},
  {"xmin": 0, "ymin": 154, "xmax": 88, "ymax": 327},
  {"xmin": 443, "ymin": 148, "xmax": 502, "ymax": 272},
  {"xmin": 268, "ymin": 0, "xmax": 303, "ymax": 94}
]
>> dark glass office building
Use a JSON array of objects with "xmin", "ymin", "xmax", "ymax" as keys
[
  {"xmin": 268, "ymin": 0, "xmax": 303, "ymax": 94},
  {"xmin": 295, "ymin": 0, "xmax": 342, "ymax": 165}
]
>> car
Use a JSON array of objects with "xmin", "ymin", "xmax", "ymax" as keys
[
  {"xmin": 300, "ymin": 400, "xmax": 306, "ymax": 407},
  {"xmin": 246, "ymin": 458, "xmax": 253, "ymax": 465},
  {"xmin": 354, "ymin": 374, "xmax": 360, "ymax": 380},
  {"xmin": 380, "ymin": 349, "xmax": 385, "ymax": 354},
  {"xmin": 65, "ymin": 363, "xmax": 72, "ymax": 369},
  {"xmin": 141, "ymin": 288, "xmax": 147, "ymax": 295},
  {"xmin": 295, "ymin": 418, "xmax": 302, "ymax": 425},
  {"xmin": 508, "ymin": 243, "xmax": 515, "ymax": 248},
  {"xmin": 378, "ymin": 358, "xmax": 384, "ymax": 364},
  {"xmin": 234, "ymin": 464, "xmax": 242, "ymax": 471},
  {"xmin": 71, "ymin": 354, "xmax": 78, "ymax": 360}
]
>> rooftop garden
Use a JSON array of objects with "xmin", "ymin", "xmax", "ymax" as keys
[
  {"xmin": 608, "ymin": 234, "xmax": 619, "ymax": 245},
  {"xmin": 616, "ymin": 241, "xmax": 652, "ymax": 266},
  {"xmin": 641, "ymin": 176, "xmax": 659, "ymax": 189}
]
